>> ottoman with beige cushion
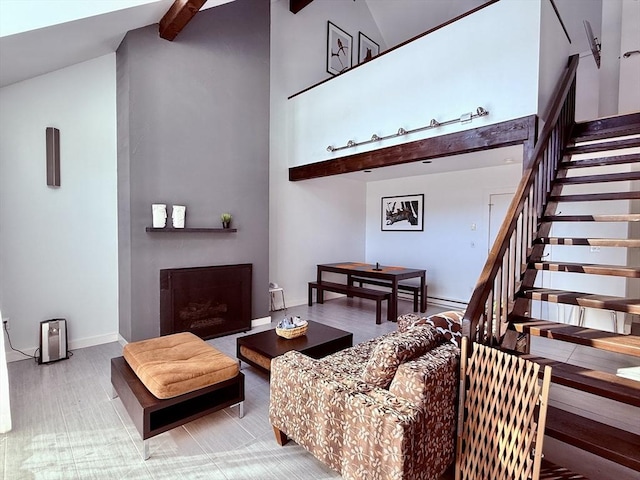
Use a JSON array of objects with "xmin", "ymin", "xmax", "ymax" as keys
[{"xmin": 111, "ymin": 332, "xmax": 244, "ymax": 459}]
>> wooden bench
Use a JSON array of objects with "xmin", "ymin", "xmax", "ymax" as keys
[
  {"xmin": 308, "ymin": 280, "xmax": 391, "ymax": 324},
  {"xmin": 349, "ymin": 276, "xmax": 426, "ymax": 313}
]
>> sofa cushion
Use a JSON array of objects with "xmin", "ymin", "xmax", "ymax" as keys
[
  {"xmin": 123, "ymin": 332, "xmax": 239, "ymax": 399},
  {"xmin": 398, "ymin": 310, "xmax": 464, "ymax": 347},
  {"xmin": 361, "ymin": 327, "xmax": 442, "ymax": 388}
]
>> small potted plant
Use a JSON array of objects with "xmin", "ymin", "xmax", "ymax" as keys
[{"xmin": 221, "ymin": 213, "xmax": 232, "ymax": 229}]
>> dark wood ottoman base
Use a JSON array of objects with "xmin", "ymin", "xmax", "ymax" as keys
[{"xmin": 110, "ymin": 356, "xmax": 244, "ymax": 459}]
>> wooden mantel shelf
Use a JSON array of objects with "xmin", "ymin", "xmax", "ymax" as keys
[{"xmin": 146, "ymin": 227, "xmax": 237, "ymax": 233}]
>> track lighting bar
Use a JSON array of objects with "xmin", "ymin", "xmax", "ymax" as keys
[{"xmin": 326, "ymin": 106, "xmax": 489, "ymax": 153}]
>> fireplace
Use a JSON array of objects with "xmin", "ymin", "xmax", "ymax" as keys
[{"xmin": 160, "ymin": 264, "xmax": 252, "ymax": 339}]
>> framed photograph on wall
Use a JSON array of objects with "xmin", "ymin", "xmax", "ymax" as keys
[
  {"xmin": 327, "ymin": 21, "xmax": 352, "ymax": 75},
  {"xmin": 381, "ymin": 194, "xmax": 424, "ymax": 231},
  {"xmin": 358, "ymin": 32, "xmax": 379, "ymax": 64}
]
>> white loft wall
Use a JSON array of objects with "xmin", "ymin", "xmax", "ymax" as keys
[
  {"xmin": 538, "ymin": 0, "xmax": 573, "ymax": 120},
  {"xmin": 365, "ymin": 163, "xmax": 523, "ymax": 305},
  {"xmin": 288, "ymin": 0, "xmax": 544, "ymax": 167},
  {"xmin": 0, "ymin": 54, "xmax": 118, "ymax": 361},
  {"xmin": 270, "ymin": 0, "xmax": 383, "ymax": 306}
]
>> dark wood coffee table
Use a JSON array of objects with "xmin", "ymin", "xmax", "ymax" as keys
[{"xmin": 236, "ymin": 321, "xmax": 353, "ymax": 373}]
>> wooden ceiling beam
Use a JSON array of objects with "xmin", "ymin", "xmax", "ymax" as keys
[
  {"xmin": 290, "ymin": 0, "xmax": 314, "ymax": 14},
  {"xmin": 289, "ymin": 116, "xmax": 537, "ymax": 182},
  {"xmin": 159, "ymin": 0, "xmax": 208, "ymax": 41}
]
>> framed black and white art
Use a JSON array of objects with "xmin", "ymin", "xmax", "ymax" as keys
[
  {"xmin": 381, "ymin": 194, "xmax": 424, "ymax": 231},
  {"xmin": 358, "ymin": 32, "xmax": 379, "ymax": 64},
  {"xmin": 327, "ymin": 21, "xmax": 352, "ymax": 75}
]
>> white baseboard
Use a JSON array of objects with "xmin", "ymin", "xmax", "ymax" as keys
[
  {"xmin": 69, "ymin": 333, "xmax": 119, "ymax": 351},
  {"xmin": 252, "ymin": 316, "xmax": 272, "ymax": 327},
  {"xmin": 5, "ymin": 332, "xmax": 119, "ymax": 363},
  {"xmin": 428, "ymin": 297, "xmax": 468, "ymax": 310},
  {"xmin": 5, "ymin": 349, "xmax": 36, "ymax": 364}
]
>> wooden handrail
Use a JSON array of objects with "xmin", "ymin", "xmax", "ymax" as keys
[{"xmin": 463, "ymin": 54, "xmax": 579, "ymax": 344}]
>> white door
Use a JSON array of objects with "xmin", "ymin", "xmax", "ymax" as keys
[{"xmin": 488, "ymin": 193, "xmax": 514, "ymax": 254}]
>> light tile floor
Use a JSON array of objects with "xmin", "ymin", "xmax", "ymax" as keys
[{"xmin": 2, "ymin": 298, "xmax": 445, "ymax": 480}]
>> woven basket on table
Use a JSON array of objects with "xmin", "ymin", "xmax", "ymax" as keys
[{"xmin": 276, "ymin": 322, "xmax": 308, "ymax": 339}]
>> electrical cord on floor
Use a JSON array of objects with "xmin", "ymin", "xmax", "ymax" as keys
[{"xmin": 3, "ymin": 321, "xmax": 38, "ymax": 363}]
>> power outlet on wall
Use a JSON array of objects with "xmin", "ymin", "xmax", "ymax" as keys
[{"xmin": 2, "ymin": 317, "xmax": 8, "ymax": 330}]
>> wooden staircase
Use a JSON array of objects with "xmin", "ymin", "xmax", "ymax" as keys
[
  {"xmin": 509, "ymin": 114, "xmax": 640, "ymax": 478},
  {"xmin": 461, "ymin": 53, "xmax": 640, "ymax": 478}
]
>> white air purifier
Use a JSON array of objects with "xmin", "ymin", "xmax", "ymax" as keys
[{"xmin": 39, "ymin": 319, "xmax": 69, "ymax": 364}]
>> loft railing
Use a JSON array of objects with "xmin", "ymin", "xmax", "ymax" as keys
[{"xmin": 462, "ymin": 54, "xmax": 579, "ymax": 345}]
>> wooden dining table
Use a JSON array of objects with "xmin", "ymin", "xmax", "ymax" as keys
[{"xmin": 316, "ymin": 262, "xmax": 427, "ymax": 321}]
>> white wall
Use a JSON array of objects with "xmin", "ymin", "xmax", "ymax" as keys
[
  {"xmin": 0, "ymin": 54, "xmax": 118, "ymax": 361},
  {"xmin": 599, "ymin": 0, "xmax": 623, "ymax": 116},
  {"xmin": 270, "ymin": 0, "xmax": 382, "ymax": 306},
  {"xmin": 538, "ymin": 0, "xmax": 572, "ymax": 119},
  {"xmin": 618, "ymin": 0, "xmax": 640, "ymax": 113},
  {"xmin": 365, "ymin": 163, "xmax": 523, "ymax": 305},
  {"xmin": 288, "ymin": 0, "xmax": 543, "ymax": 166}
]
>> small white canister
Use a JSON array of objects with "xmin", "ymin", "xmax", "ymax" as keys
[
  {"xmin": 172, "ymin": 205, "xmax": 186, "ymax": 228},
  {"xmin": 152, "ymin": 204, "xmax": 167, "ymax": 228}
]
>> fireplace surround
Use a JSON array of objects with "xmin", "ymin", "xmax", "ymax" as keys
[{"xmin": 160, "ymin": 264, "xmax": 252, "ymax": 339}]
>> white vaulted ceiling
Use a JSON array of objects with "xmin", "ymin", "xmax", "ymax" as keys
[
  {"xmin": 0, "ymin": 0, "xmax": 601, "ymax": 88},
  {"xmin": 0, "ymin": 0, "xmax": 234, "ymax": 87}
]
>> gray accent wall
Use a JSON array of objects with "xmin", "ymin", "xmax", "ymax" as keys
[{"xmin": 117, "ymin": 0, "xmax": 270, "ymax": 341}]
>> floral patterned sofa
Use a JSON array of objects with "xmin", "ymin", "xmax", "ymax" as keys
[{"xmin": 269, "ymin": 310, "xmax": 464, "ymax": 480}]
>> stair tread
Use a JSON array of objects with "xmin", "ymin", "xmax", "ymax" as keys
[
  {"xmin": 522, "ymin": 355, "xmax": 640, "ymax": 407},
  {"xmin": 520, "ymin": 288, "xmax": 640, "ymax": 314},
  {"xmin": 550, "ymin": 192, "xmax": 640, "ymax": 202},
  {"xmin": 560, "ymin": 152, "xmax": 640, "ymax": 169},
  {"xmin": 565, "ymin": 137, "xmax": 640, "ymax": 155},
  {"xmin": 545, "ymin": 406, "xmax": 640, "ymax": 471},
  {"xmin": 511, "ymin": 317, "xmax": 640, "ymax": 357},
  {"xmin": 571, "ymin": 113, "xmax": 640, "ymax": 142},
  {"xmin": 535, "ymin": 237, "xmax": 640, "ymax": 247},
  {"xmin": 529, "ymin": 261, "xmax": 640, "ymax": 278},
  {"xmin": 555, "ymin": 171, "xmax": 640, "ymax": 184},
  {"xmin": 541, "ymin": 214, "xmax": 640, "ymax": 222},
  {"xmin": 539, "ymin": 459, "xmax": 589, "ymax": 479}
]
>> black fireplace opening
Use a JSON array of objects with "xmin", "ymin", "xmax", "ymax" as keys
[{"xmin": 160, "ymin": 264, "xmax": 252, "ymax": 339}]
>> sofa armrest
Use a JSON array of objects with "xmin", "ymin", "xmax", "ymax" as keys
[
  {"xmin": 269, "ymin": 350, "xmax": 375, "ymax": 473},
  {"xmin": 339, "ymin": 343, "xmax": 458, "ymax": 480}
]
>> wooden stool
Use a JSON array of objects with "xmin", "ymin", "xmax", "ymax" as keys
[{"xmin": 111, "ymin": 332, "xmax": 244, "ymax": 459}]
